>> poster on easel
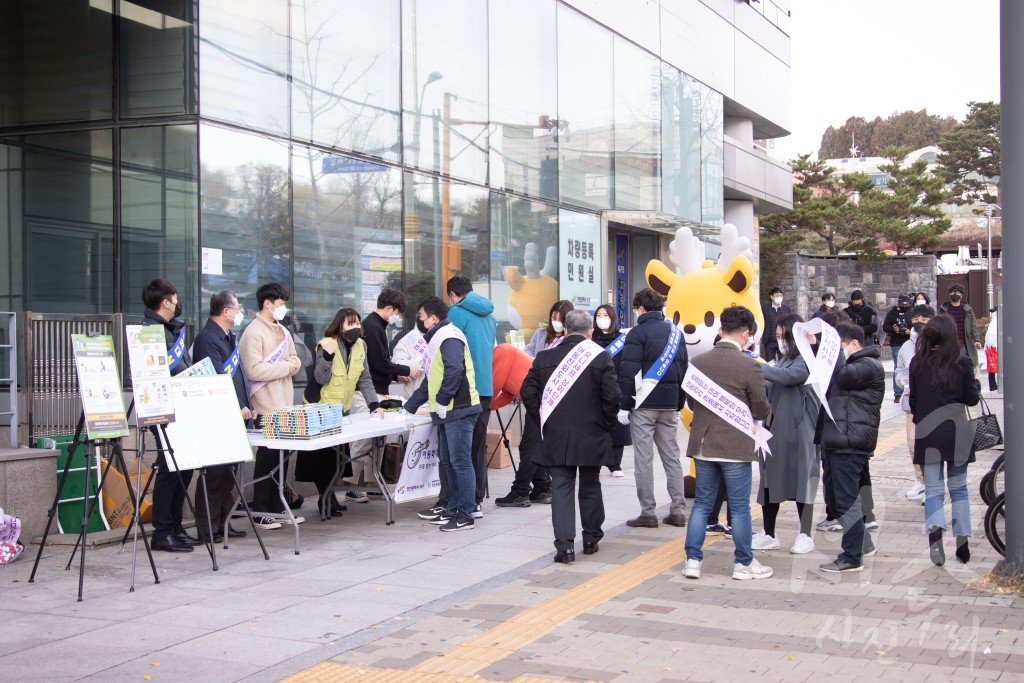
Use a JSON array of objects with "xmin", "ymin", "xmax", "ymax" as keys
[
  {"xmin": 163, "ymin": 374, "xmax": 254, "ymax": 471},
  {"xmin": 71, "ymin": 334, "xmax": 130, "ymax": 440},
  {"xmin": 125, "ymin": 325, "xmax": 175, "ymax": 427}
]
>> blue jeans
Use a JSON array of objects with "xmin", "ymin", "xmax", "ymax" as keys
[
  {"xmin": 685, "ymin": 459, "xmax": 753, "ymax": 566},
  {"xmin": 922, "ymin": 460, "xmax": 971, "ymax": 537},
  {"xmin": 438, "ymin": 414, "xmax": 477, "ymax": 519}
]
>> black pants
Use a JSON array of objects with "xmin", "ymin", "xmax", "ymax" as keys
[
  {"xmin": 608, "ymin": 445, "xmax": 624, "ymax": 472},
  {"xmin": 824, "ymin": 451, "xmax": 872, "ymax": 565},
  {"xmin": 762, "ymin": 486, "xmax": 813, "ymax": 537},
  {"xmin": 763, "ymin": 341, "xmax": 780, "ymax": 364},
  {"xmin": 550, "ymin": 465, "xmax": 604, "ymax": 552},
  {"xmin": 989, "ymin": 372, "xmax": 998, "ymax": 391},
  {"xmin": 437, "ymin": 398, "xmax": 492, "ymax": 506},
  {"xmin": 510, "ymin": 416, "xmax": 551, "ymax": 497},
  {"xmin": 193, "ymin": 464, "xmax": 237, "ymax": 540},
  {"xmin": 151, "ymin": 429, "xmax": 194, "ymax": 541},
  {"xmin": 708, "ymin": 478, "xmax": 732, "ymax": 526},
  {"xmin": 252, "ymin": 445, "xmax": 285, "ymax": 514}
]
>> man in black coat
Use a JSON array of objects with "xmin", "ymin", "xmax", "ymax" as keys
[
  {"xmin": 844, "ymin": 289, "xmax": 878, "ymax": 346},
  {"xmin": 191, "ymin": 290, "xmax": 252, "ymax": 543},
  {"xmin": 522, "ymin": 310, "xmax": 621, "ymax": 564},
  {"xmin": 141, "ymin": 278, "xmax": 198, "ymax": 553},
  {"xmin": 816, "ymin": 322, "xmax": 885, "ymax": 574},
  {"xmin": 882, "ymin": 294, "xmax": 913, "ymax": 401},
  {"xmin": 760, "ymin": 286, "xmax": 791, "ymax": 362}
]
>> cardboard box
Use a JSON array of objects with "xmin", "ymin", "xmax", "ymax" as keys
[{"xmin": 486, "ymin": 432, "xmax": 512, "ymax": 469}]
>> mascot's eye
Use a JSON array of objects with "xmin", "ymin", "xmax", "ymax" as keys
[{"xmin": 704, "ymin": 311, "xmax": 715, "ymax": 327}]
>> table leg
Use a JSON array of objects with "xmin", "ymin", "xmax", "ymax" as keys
[
  {"xmin": 276, "ymin": 448, "xmax": 300, "ymax": 555},
  {"xmin": 370, "ymin": 437, "xmax": 395, "ymax": 525}
]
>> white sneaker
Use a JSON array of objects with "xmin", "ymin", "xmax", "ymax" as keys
[
  {"xmin": 682, "ymin": 558, "xmax": 702, "ymax": 579},
  {"xmin": 611, "ymin": 470, "xmax": 625, "ymax": 478},
  {"xmin": 905, "ymin": 482, "xmax": 926, "ymax": 500},
  {"xmin": 790, "ymin": 533, "xmax": 815, "ymax": 554},
  {"xmin": 254, "ymin": 516, "xmax": 281, "ymax": 530},
  {"xmin": 472, "ymin": 503, "xmax": 483, "ymax": 519},
  {"xmin": 751, "ymin": 531, "xmax": 780, "ymax": 550},
  {"xmin": 281, "ymin": 516, "xmax": 305, "ymax": 525},
  {"xmin": 733, "ymin": 558, "xmax": 773, "ymax": 580},
  {"xmin": 865, "ymin": 521, "xmax": 879, "ymax": 530}
]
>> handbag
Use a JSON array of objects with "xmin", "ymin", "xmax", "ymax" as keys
[
  {"xmin": 382, "ymin": 434, "xmax": 405, "ymax": 484},
  {"xmin": 968, "ymin": 396, "xmax": 1003, "ymax": 452},
  {"xmin": 985, "ymin": 347, "xmax": 998, "ymax": 373}
]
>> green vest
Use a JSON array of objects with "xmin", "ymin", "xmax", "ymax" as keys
[
  {"xmin": 426, "ymin": 337, "xmax": 480, "ymax": 412},
  {"xmin": 317, "ymin": 337, "xmax": 366, "ymax": 411}
]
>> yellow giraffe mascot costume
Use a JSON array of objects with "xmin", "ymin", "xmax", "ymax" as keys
[{"xmin": 644, "ymin": 224, "xmax": 764, "ymax": 494}]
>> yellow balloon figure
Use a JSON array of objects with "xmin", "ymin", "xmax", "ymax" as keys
[
  {"xmin": 644, "ymin": 224, "xmax": 765, "ymax": 494},
  {"xmin": 505, "ymin": 242, "xmax": 559, "ymax": 340}
]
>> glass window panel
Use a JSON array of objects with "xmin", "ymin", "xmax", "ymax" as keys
[
  {"xmin": 17, "ymin": 130, "xmax": 115, "ymax": 312},
  {"xmin": 0, "ymin": 1, "xmax": 113, "ymax": 127},
  {"xmin": 557, "ymin": 6, "xmax": 613, "ymax": 211},
  {"xmin": 199, "ymin": 124, "xmax": 291, "ymax": 318},
  {"xmin": 0, "ymin": 142, "xmax": 25, "ymax": 312},
  {"xmin": 199, "ymin": 0, "xmax": 289, "ymax": 136},
  {"xmin": 490, "ymin": 192, "xmax": 559, "ymax": 342},
  {"xmin": 558, "ymin": 209, "xmax": 601, "ymax": 311},
  {"xmin": 291, "ymin": 0, "xmax": 401, "ymax": 162},
  {"xmin": 292, "ymin": 146, "xmax": 402, "ymax": 344},
  {"xmin": 612, "ymin": 37, "xmax": 660, "ymax": 211},
  {"xmin": 121, "ymin": 125, "xmax": 198, "ymax": 323},
  {"xmin": 488, "ymin": 0, "xmax": 558, "ymax": 201},
  {"xmin": 120, "ymin": 0, "xmax": 195, "ymax": 117},
  {"xmin": 403, "ymin": 173, "xmax": 489, "ymax": 308},
  {"xmin": 661, "ymin": 64, "xmax": 701, "ymax": 221},
  {"xmin": 700, "ymin": 85, "xmax": 724, "ymax": 225},
  {"xmin": 401, "ymin": 0, "xmax": 488, "ymax": 185}
]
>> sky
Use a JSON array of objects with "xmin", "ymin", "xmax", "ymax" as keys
[{"xmin": 772, "ymin": 0, "xmax": 1001, "ymax": 162}]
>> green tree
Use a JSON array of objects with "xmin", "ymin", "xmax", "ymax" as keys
[
  {"xmin": 935, "ymin": 101, "xmax": 1000, "ymax": 205},
  {"xmin": 859, "ymin": 146, "xmax": 952, "ymax": 255}
]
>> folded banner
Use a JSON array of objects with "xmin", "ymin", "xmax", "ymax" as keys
[
  {"xmin": 792, "ymin": 318, "xmax": 840, "ymax": 422},
  {"xmin": 683, "ymin": 365, "xmax": 772, "ymax": 457},
  {"xmin": 394, "ymin": 422, "xmax": 441, "ymax": 503},
  {"xmin": 540, "ymin": 339, "xmax": 604, "ymax": 432}
]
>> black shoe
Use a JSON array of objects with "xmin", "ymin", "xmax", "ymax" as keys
[
  {"xmin": 819, "ymin": 558, "xmax": 862, "ymax": 573},
  {"xmin": 583, "ymin": 543, "xmax": 599, "ymax": 555},
  {"xmin": 175, "ymin": 531, "xmax": 203, "ymax": 547},
  {"xmin": 662, "ymin": 513, "xmax": 687, "ymax": 527},
  {"xmin": 228, "ymin": 526, "xmax": 247, "ymax": 539},
  {"xmin": 529, "ymin": 491, "xmax": 552, "ymax": 505},
  {"xmin": 495, "ymin": 493, "xmax": 531, "ymax": 507},
  {"xmin": 928, "ymin": 527, "xmax": 945, "ymax": 567},
  {"xmin": 554, "ymin": 549, "xmax": 575, "ymax": 564},
  {"xmin": 626, "ymin": 515, "xmax": 659, "ymax": 528},
  {"xmin": 153, "ymin": 536, "xmax": 194, "ymax": 553},
  {"xmin": 955, "ymin": 536, "xmax": 970, "ymax": 564}
]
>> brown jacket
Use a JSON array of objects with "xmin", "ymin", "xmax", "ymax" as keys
[
  {"xmin": 238, "ymin": 314, "xmax": 298, "ymax": 416},
  {"xmin": 686, "ymin": 342, "xmax": 771, "ymax": 462}
]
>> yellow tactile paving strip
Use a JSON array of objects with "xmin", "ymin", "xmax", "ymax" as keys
[{"xmin": 284, "ymin": 429, "xmax": 908, "ymax": 682}]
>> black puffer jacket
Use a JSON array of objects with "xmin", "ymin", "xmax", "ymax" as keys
[
  {"xmin": 816, "ymin": 346, "xmax": 885, "ymax": 455},
  {"xmin": 618, "ymin": 311, "xmax": 688, "ymax": 411}
]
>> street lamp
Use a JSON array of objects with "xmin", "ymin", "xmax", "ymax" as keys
[
  {"xmin": 411, "ymin": 71, "xmax": 443, "ymax": 157},
  {"xmin": 983, "ymin": 203, "xmax": 1001, "ymax": 311}
]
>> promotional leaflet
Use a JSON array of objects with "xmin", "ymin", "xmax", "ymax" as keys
[{"xmin": 125, "ymin": 325, "xmax": 175, "ymax": 427}]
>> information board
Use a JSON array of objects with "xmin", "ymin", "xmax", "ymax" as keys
[
  {"xmin": 125, "ymin": 325, "xmax": 175, "ymax": 427},
  {"xmin": 71, "ymin": 334, "xmax": 130, "ymax": 440},
  {"xmin": 163, "ymin": 375, "xmax": 254, "ymax": 471}
]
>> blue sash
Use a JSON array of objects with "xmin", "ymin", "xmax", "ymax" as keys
[
  {"xmin": 223, "ymin": 345, "xmax": 241, "ymax": 376},
  {"xmin": 643, "ymin": 322, "xmax": 682, "ymax": 382},
  {"xmin": 167, "ymin": 329, "xmax": 186, "ymax": 370},
  {"xmin": 605, "ymin": 332, "xmax": 628, "ymax": 358}
]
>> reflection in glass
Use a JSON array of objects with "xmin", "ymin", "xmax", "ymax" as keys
[
  {"xmin": 488, "ymin": 0, "xmax": 558, "ymax": 201},
  {"xmin": 490, "ymin": 193, "xmax": 559, "ymax": 341},
  {"xmin": 293, "ymin": 146, "xmax": 402, "ymax": 343},
  {"xmin": 661, "ymin": 64, "xmax": 702, "ymax": 221},
  {"xmin": 700, "ymin": 86, "xmax": 724, "ymax": 225},
  {"xmin": 199, "ymin": 125, "xmax": 291, "ymax": 316},
  {"xmin": 558, "ymin": 209, "xmax": 601, "ymax": 311},
  {"xmin": 557, "ymin": 6, "xmax": 613, "ymax": 211},
  {"xmin": 612, "ymin": 37, "xmax": 660, "ymax": 211},
  {"xmin": 120, "ymin": 0, "xmax": 195, "ymax": 117},
  {"xmin": 199, "ymin": 0, "xmax": 289, "ymax": 136},
  {"xmin": 291, "ymin": 0, "xmax": 401, "ymax": 161},
  {"xmin": 403, "ymin": 173, "xmax": 488, "ymax": 308},
  {"xmin": 401, "ymin": 0, "xmax": 488, "ymax": 184},
  {"xmin": 121, "ymin": 125, "xmax": 198, "ymax": 321}
]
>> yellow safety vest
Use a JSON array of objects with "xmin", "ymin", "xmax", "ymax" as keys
[{"xmin": 317, "ymin": 337, "xmax": 366, "ymax": 412}]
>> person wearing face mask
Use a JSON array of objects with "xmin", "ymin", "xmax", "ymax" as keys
[
  {"xmin": 816, "ymin": 322, "xmax": 885, "ymax": 573},
  {"xmin": 914, "ymin": 292, "xmax": 930, "ymax": 307},
  {"xmin": 525, "ymin": 300, "xmax": 574, "ymax": 359},
  {"xmin": 843, "ymin": 289, "xmax": 878, "ymax": 347},
  {"xmin": 296, "ymin": 308, "xmax": 382, "ymax": 516},
  {"xmin": 141, "ymin": 278, "xmax": 197, "ymax": 552},
  {"xmin": 363, "ymin": 288, "xmax": 419, "ymax": 399},
  {"xmin": 239, "ymin": 282, "xmax": 303, "ymax": 529},
  {"xmin": 938, "ymin": 283, "xmax": 982, "ymax": 370},
  {"xmin": 760, "ymin": 287, "xmax": 790, "ymax": 362},
  {"xmin": 191, "ymin": 290, "xmax": 254, "ymax": 543},
  {"xmin": 882, "ymin": 294, "xmax": 914, "ymax": 402},
  {"xmin": 811, "ymin": 292, "xmax": 837, "ymax": 320},
  {"xmin": 591, "ymin": 304, "xmax": 631, "ymax": 477},
  {"xmin": 895, "ymin": 304, "xmax": 934, "ymax": 502}
]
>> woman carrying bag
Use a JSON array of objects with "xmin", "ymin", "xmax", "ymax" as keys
[
  {"xmin": 592, "ymin": 304, "xmax": 630, "ymax": 477},
  {"xmin": 910, "ymin": 315, "xmax": 981, "ymax": 566},
  {"xmin": 297, "ymin": 307, "xmax": 382, "ymax": 517}
]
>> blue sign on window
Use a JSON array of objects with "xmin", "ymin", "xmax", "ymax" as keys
[{"xmin": 322, "ymin": 157, "xmax": 388, "ymax": 174}]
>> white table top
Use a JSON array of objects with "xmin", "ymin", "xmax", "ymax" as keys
[{"xmin": 247, "ymin": 412, "xmax": 432, "ymax": 451}]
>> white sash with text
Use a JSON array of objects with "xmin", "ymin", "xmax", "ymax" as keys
[{"xmin": 682, "ymin": 364, "xmax": 772, "ymax": 456}]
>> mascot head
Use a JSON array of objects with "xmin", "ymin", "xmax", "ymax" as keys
[{"xmin": 645, "ymin": 224, "xmax": 764, "ymax": 360}]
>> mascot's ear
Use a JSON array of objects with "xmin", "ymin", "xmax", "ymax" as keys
[
  {"xmin": 722, "ymin": 255, "xmax": 753, "ymax": 295},
  {"xmin": 646, "ymin": 260, "xmax": 678, "ymax": 297}
]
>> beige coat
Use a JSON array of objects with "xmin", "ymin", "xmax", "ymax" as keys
[{"xmin": 238, "ymin": 314, "xmax": 298, "ymax": 416}]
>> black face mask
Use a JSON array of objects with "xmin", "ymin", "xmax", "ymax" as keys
[
  {"xmin": 342, "ymin": 328, "xmax": 361, "ymax": 344},
  {"xmin": 899, "ymin": 304, "xmax": 909, "ymax": 311},
  {"xmin": 173, "ymin": 302, "xmax": 183, "ymax": 318},
  {"xmin": 416, "ymin": 319, "xmax": 429, "ymax": 335},
  {"xmin": 912, "ymin": 322, "xmax": 926, "ymax": 333},
  {"xmin": 849, "ymin": 303, "xmax": 863, "ymax": 311},
  {"xmin": 950, "ymin": 293, "xmax": 962, "ymax": 302}
]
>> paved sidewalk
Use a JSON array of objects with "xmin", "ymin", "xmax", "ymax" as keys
[{"xmin": 2, "ymin": 389, "xmax": 1018, "ymax": 683}]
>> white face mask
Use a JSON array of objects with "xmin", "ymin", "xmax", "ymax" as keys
[
  {"xmin": 825, "ymin": 300, "xmax": 835, "ymax": 309},
  {"xmin": 916, "ymin": 299, "xmax": 926, "ymax": 305},
  {"xmin": 778, "ymin": 339, "xmax": 788, "ymax": 356},
  {"xmin": 272, "ymin": 305, "xmax": 287, "ymax": 322},
  {"xmin": 388, "ymin": 313, "xmax": 402, "ymax": 325},
  {"xmin": 595, "ymin": 316, "xmax": 611, "ymax": 331},
  {"xmin": 233, "ymin": 311, "xmax": 244, "ymax": 327},
  {"xmin": 772, "ymin": 296, "xmax": 783, "ymax": 305},
  {"xmin": 550, "ymin": 320, "xmax": 564, "ymax": 334}
]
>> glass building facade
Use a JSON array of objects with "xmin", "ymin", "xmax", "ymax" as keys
[{"xmin": 1, "ymin": 0, "xmax": 751, "ymax": 344}]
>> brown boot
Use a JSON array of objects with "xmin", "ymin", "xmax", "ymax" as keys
[
  {"xmin": 626, "ymin": 515, "xmax": 659, "ymax": 528},
  {"xmin": 662, "ymin": 513, "xmax": 687, "ymax": 527}
]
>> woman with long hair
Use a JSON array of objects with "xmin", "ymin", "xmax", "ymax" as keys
[
  {"xmin": 297, "ymin": 307, "xmax": 381, "ymax": 516},
  {"xmin": 752, "ymin": 313, "xmax": 821, "ymax": 554},
  {"xmin": 910, "ymin": 314, "xmax": 981, "ymax": 566},
  {"xmin": 525, "ymin": 300, "xmax": 574, "ymax": 357},
  {"xmin": 592, "ymin": 304, "xmax": 631, "ymax": 476}
]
